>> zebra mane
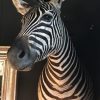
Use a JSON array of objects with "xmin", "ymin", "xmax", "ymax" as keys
[
  {"xmin": 39, "ymin": 0, "xmax": 65, "ymax": 9},
  {"xmin": 12, "ymin": 0, "xmax": 65, "ymax": 15}
]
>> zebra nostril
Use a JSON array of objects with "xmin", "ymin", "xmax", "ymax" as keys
[{"xmin": 18, "ymin": 50, "xmax": 26, "ymax": 59}]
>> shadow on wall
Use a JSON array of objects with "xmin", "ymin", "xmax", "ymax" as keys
[
  {"xmin": 0, "ymin": 0, "xmax": 100, "ymax": 100},
  {"xmin": 0, "ymin": 0, "xmax": 21, "ymax": 45},
  {"xmin": 16, "ymin": 59, "xmax": 46, "ymax": 100},
  {"xmin": 62, "ymin": 0, "xmax": 100, "ymax": 99}
]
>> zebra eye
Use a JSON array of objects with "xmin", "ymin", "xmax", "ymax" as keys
[{"xmin": 41, "ymin": 14, "xmax": 53, "ymax": 22}]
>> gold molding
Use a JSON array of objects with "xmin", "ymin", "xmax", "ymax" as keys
[{"xmin": 0, "ymin": 46, "xmax": 17, "ymax": 100}]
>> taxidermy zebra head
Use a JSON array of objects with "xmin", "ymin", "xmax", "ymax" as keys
[{"xmin": 7, "ymin": 0, "xmax": 65, "ymax": 71}]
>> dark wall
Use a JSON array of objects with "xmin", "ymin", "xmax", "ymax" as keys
[
  {"xmin": 16, "ymin": 60, "xmax": 46, "ymax": 100},
  {"xmin": 1, "ymin": 0, "xmax": 100, "ymax": 100},
  {"xmin": 0, "ymin": 0, "xmax": 21, "ymax": 45}
]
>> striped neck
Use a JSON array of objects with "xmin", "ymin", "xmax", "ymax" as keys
[
  {"xmin": 48, "ymin": 30, "xmax": 78, "ymax": 73},
  {"xmin": 46, "ymin": 29, "xmax": 80, "ymax": 87},
  {"xmin": 38, "ymin": 28, "xmax": 94, "ymax": 100},
  {"xmin": 38, "ymin": 30, "xmax": 81, "ymax": 99}
]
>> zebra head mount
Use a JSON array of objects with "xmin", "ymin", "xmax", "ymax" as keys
[{"xmin": 7, "ymin": 0, "xmax": 65, "ymax": 71}]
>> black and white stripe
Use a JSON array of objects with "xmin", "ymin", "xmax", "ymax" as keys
[{"xmin": 9, "ymin": 1, "xmax": 94, "ymax": 100}]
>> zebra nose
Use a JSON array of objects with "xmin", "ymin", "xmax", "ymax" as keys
[{"xmin": 17, "ymin": 49, "xmax": 26, "ymax": 59}]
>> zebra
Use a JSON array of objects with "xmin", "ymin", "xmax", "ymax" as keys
[{"xmin": 7, "ymin": 0, "xmax": 94, "ymax": 99}]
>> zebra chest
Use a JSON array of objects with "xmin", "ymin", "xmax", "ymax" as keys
[
  {"xmin": 38, "ymin": 67, "xmax": 80, "ymax": 100},
  {"xmin": 38, "ymin": 61, "xmax": 93, "ymax": 100},
  {"xmin": 38, "ymin": 77, "xmax": 81, "ymax": 100}
]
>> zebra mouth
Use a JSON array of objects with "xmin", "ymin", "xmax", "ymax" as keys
[
  {"xmin": 17, "ymin": 63, "xmax": 34, "ymax": 71},
  {"xmin": 19, "ymin": 67, "xmax": 32, "ymax": 71},
  {"xmin": 18, "ymin": 66, "xmax": 32, "ymax": 71}
]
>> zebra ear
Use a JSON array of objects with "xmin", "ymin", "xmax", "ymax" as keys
[
  {"xmin": 12, "ymin": 0, "xmax": 32, "ymax": 15},
  {"xmin": 49, "ymin": 0, "xmax": 65, "ymax": 9}
]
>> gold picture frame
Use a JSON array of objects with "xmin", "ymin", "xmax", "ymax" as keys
[{"xmin": 0, "ymin": 46, "xmax": 17, "ymax": 100}]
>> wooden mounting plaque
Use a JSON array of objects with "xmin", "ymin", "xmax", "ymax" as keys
[{"xmin": 0, "ymin": 46, "xmax": 17, "ymax": 100}]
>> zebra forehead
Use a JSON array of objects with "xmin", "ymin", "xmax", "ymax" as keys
[
  {"xmin": 20, "ymin": 3, "xmax": 57, "ymax": 24},
  {"xmin": 23, "ymin": 2, "xmax": 56, "ymax": 16}
]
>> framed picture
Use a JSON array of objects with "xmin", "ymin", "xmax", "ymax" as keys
[{"xmin": 0, "ymin": 46, "xmax": 17, "ymax": 100}]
